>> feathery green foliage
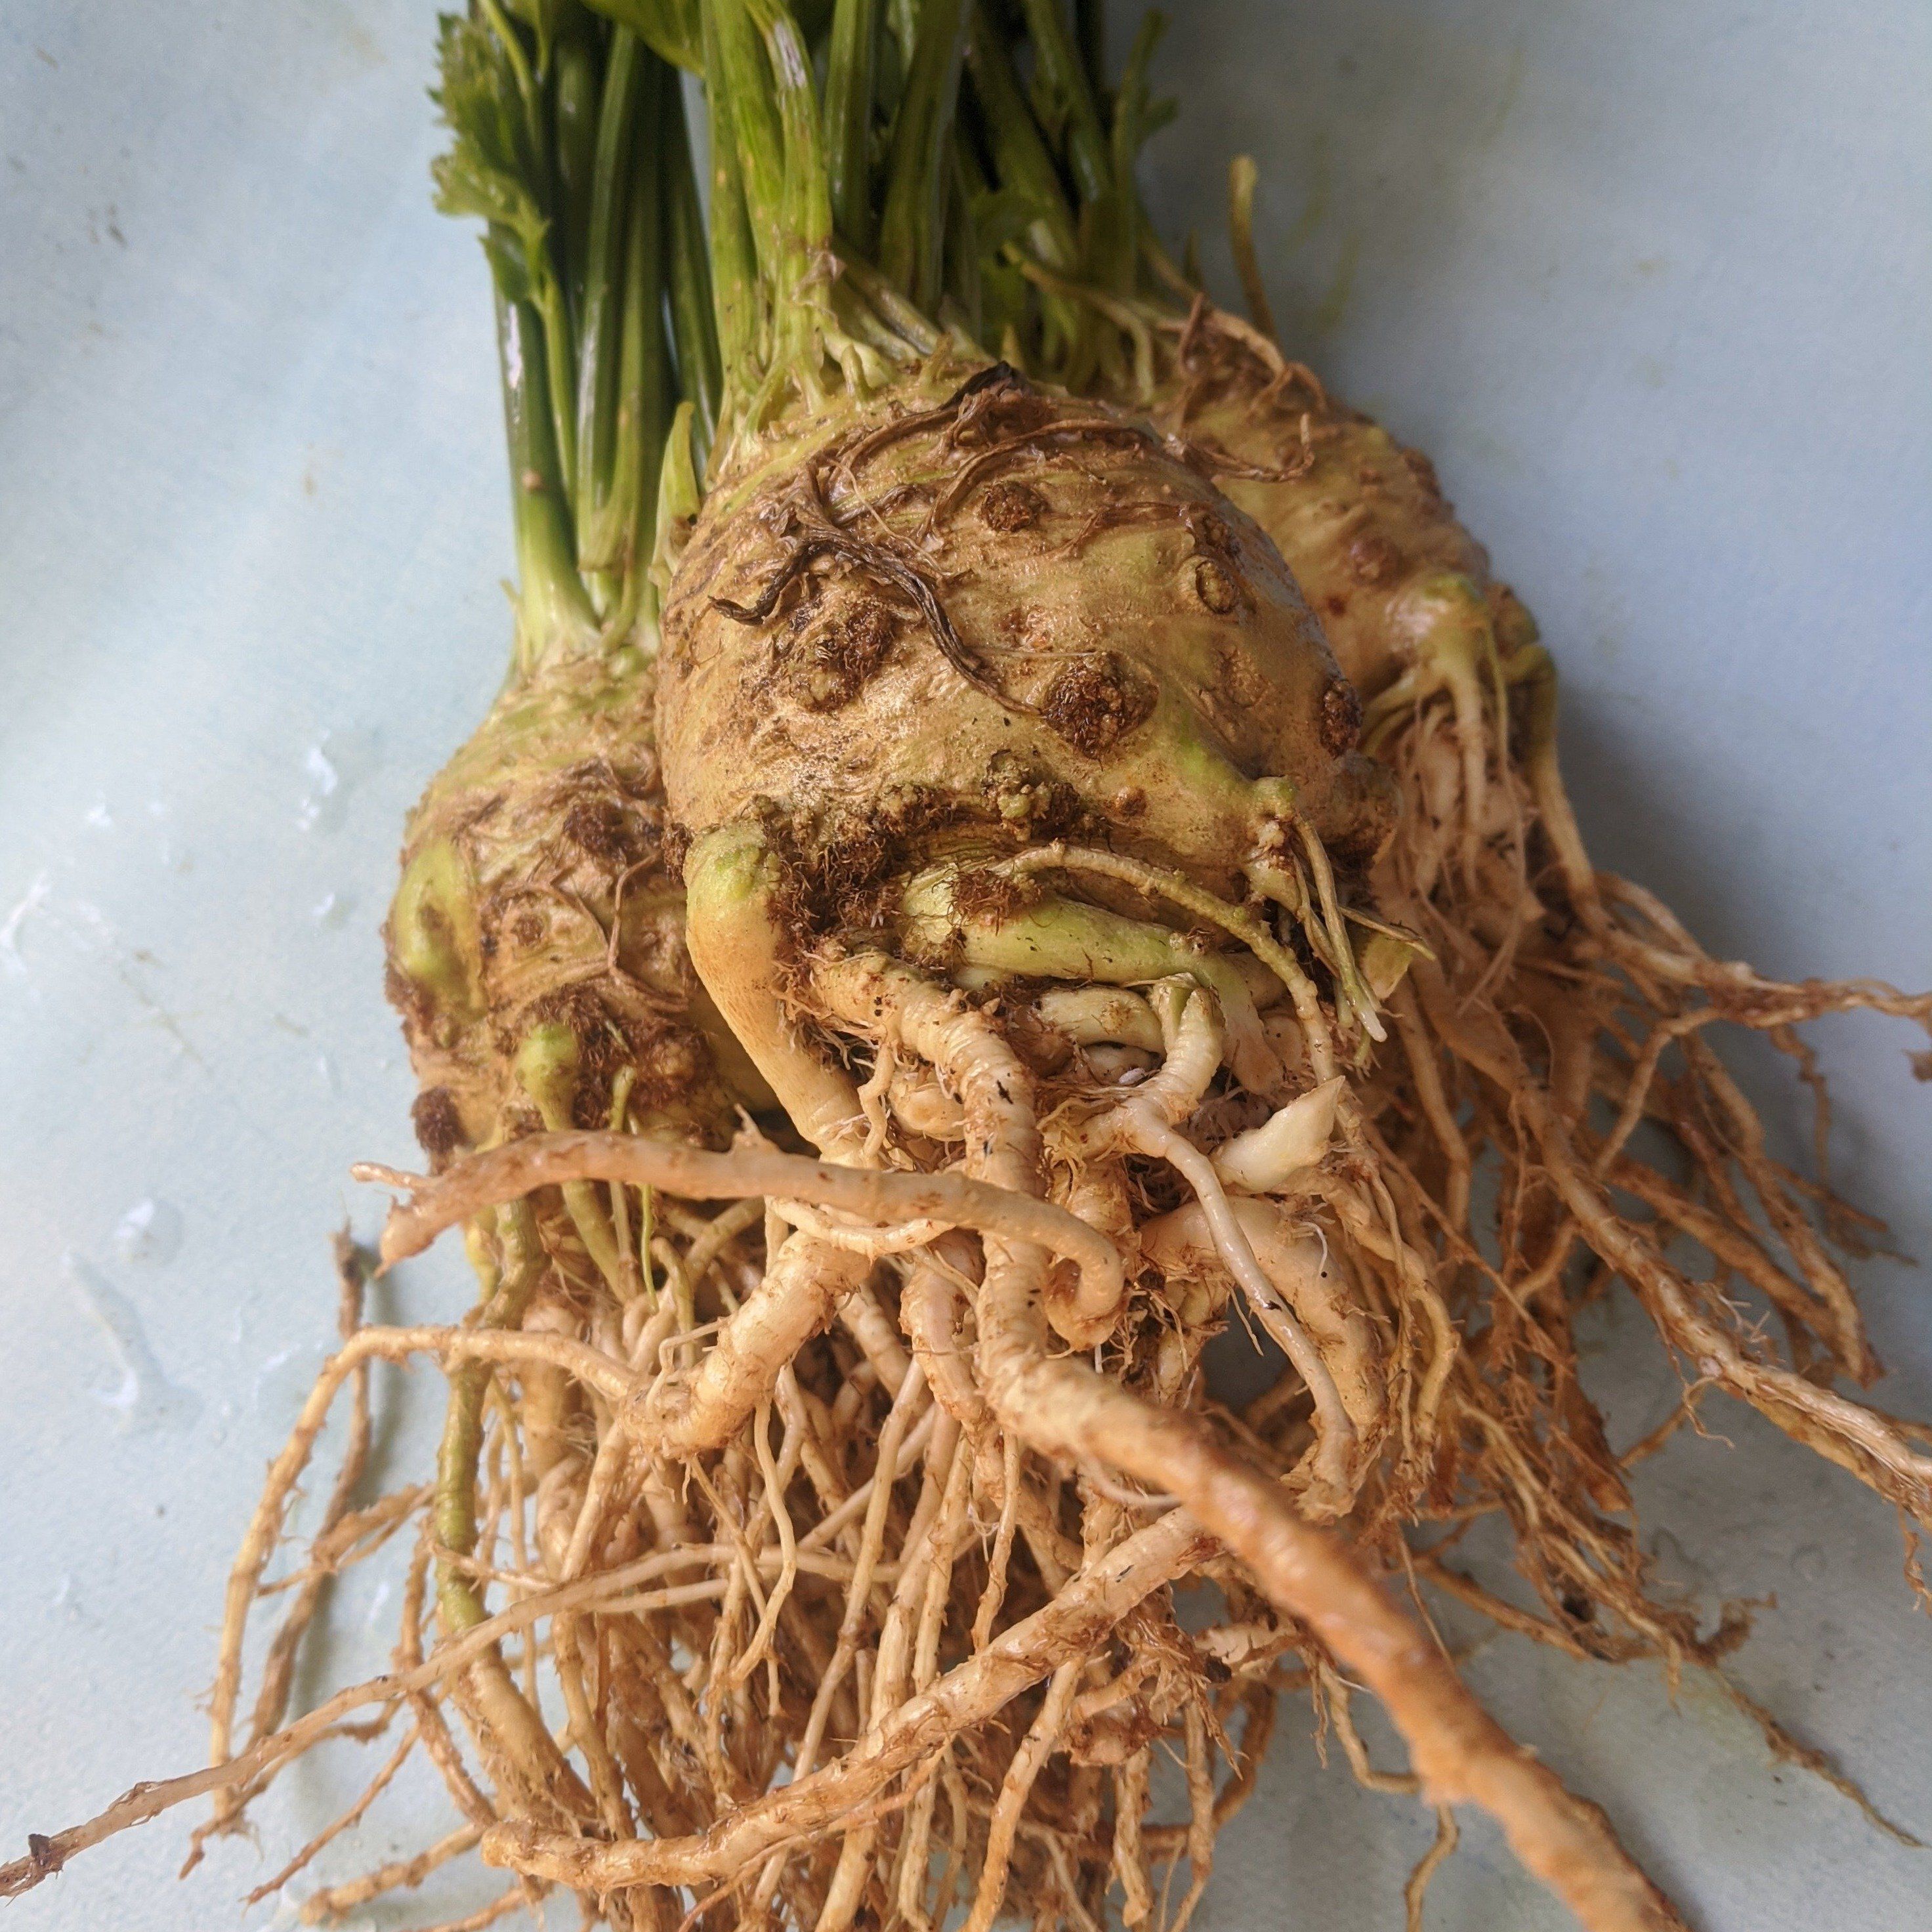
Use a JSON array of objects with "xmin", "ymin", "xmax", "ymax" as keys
[{"xmin": 433, "ymin": 1, "xmax": 719, "ymax": 656}]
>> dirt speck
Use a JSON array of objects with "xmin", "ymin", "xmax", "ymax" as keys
[
  {"xmin": 562, "ymin": 795, "xmax": 639, "ymax": 863},
  {"xmin": 952, "ymin": 868, "xmax": 1040, "ymax": 928},
  {"xmin": 1347, "ymin": 532, "xmax": 1402, "ymax": 586},
  {"xmin": 798, "ymin": 601, "xmax": 896, "ymax": 711},
  {"xmin": 1041, "ymin": 655, "xmax": 1156, "ymax": 757},
  {"xmin": 978, "ymin": 480, "xmax": 1048, "ymax": 533},
  {"xmin": 1319, "ymin": 678, "xmax": 1363, "ymax": 755},
  {"xmin": 1192, "ymin": 558, "xmax": 1240, "ymax": 615},
  {"xmin": 412, "ymin": 1086, "xmax": 465, "ymax": 1162}
]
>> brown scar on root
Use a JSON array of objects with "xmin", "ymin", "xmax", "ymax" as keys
[
  {"xmin": 710, "ymin": 472, "xmax": 1024, "ymax": 712},
  {"xmin": 709, "ymin": 369, "xmax": 1062, "ymax": 713}
]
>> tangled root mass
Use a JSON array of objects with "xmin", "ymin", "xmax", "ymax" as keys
[{"xmin": 8, "ymin": 261, "xmax": 1930, "ymax": 1932}]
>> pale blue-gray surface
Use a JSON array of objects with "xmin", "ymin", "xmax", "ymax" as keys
[{"xmin": 1, "ymin": 3, "xmax": 1926, "ymax": 1928}]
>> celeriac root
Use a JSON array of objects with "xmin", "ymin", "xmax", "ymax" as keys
[{"xmin": 15, "ymin": 11, "xmax": 1930, "ymax": 1929}]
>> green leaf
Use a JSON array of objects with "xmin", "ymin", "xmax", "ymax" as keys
[
  {"xmin": 1018, "ymin": 0, "xmax": 1110, "ymax": 204},
  {"xmin": 434, "ymin": 7, "xmax": 579, "ymax": 498},
  {"xmin": 824, "ymin": 0, "xmax": 883, "ymax": 250},
  {"xmin": 877, "ymin": 0, "xmax": 968, "ymax": 310},
  {"xmin": 504, "ymin": 0, "xmax": 574, "ymax": 68},
  {"xmin": 432, "ymin": 10, "xmax": 551, "ymax": 297},
  {"xmin": 581, "ymin": 0, "xmax": 702, "ymax": 70},
  {"xmin": 970, "ymin": 185, "xmax": 1045, "ymax": 256},
  {"xmin": 480, "ymin": 229, "xmax": 538, "ymax": 305}
]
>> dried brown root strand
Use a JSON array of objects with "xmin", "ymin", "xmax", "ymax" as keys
[
  {"xmin": 0, "ymin": 1470, "xmax": 820, "ymax": 1900},
  {"xmin": 240, "ymin": 1718, "xmax": 421, "ymax": 1906},
  {"xmin": 815, "ymin": 952, "xmax": 1683, "ymax": 1932},
  {"xmin": 1370, "ymin": 718, "xmax": 1931, "ymax": 1537},
  {"xmin": 438, "ymin": 1221, "xmax": 609, "ymax": 1842},
  {"xmin": 194, "ymin": 1317, "xmax": 640, "ymax": 1893},
  {"xmin": 1526, "ymin": 698, "xmax": 1923, "ymax": 1365},
  {"xmin": 1603, "ymin": 1152, "xmax": 1861, "ymax": 1374},
  {"xmin": 1412, "ymin": 967, "xmax": 1932, "ymax": 1524},
  {"xmin": 870, "ymin": 1431, "xmax": 978, "ymax": 1923},
  {"xmin": 359, "ymin": 1121, "xmax": 1122, "ymax": 1715},
  {"xmin": 476, "ymin": 1508, "xmax": 1214, "ymax": 1890},
  {"xmin": 190, "ymin": 1182, "xmax": 1120, "ymax": 1924},
  {"xmin": 1406, "ymin": 1806, "xmax": 1461, "ymax": 1932},
  {"xmin": 1376, "ymin": 865, "xmax": 1932, "ymax": 1824},
  {"xmin": 195, "ymin": 1233, "xmax": 374, "ymax": 1853},
  {"xmin": 759, "ymin": 1366, "xmax": 940, "ymax": 1929},
  {"xmin": 961, "ymin": 1658, "xmax": 1084, "ymax": 1932},
  {"xmin": 203, "ymin": 1322, "xmax": 631, "ymax": 1800},
  {"xmin": 1114, "ymin": 1747, "xmax": 1156, "ymax": 1926},
  {"xmin": 1414, "ymin": 1548, "xmax": 1925, "ymax": 1848},
  {"xmin": 1712, "ymin": 1677, "xmax": 1924, "ymax": 1849},
  {"xmin": 1316, "ymin": 1658, "xmax": 1423, "ymax": 1797},
  {"xmin": 296, "ymin": 1822, "xmax": 489, "ymax": 1922},
  {"xmin": 1141, "ymin": 1683, "xmax": 1281, "ymax": 1860},
  {"xmin": 587, "ymin": 1391, "xmax": 1104, "ymax": 1916},
  {"xmin": 1139, "ymin": 1698, "xmax": 1216, "ymax": 1932},
  {"xmin": 257, "ymin": 1483, "xmax": 432, "ymax": 1596},
  {"xmin": 392, "ymin": 1532, "xmax": 501, "ymax": 1839},
  {"xmin": 406, "ymin": 1886, "xmax": 534, "ymax": 1932},
  {"xmin": 1065, "ymin": 1410, "xmax": 1679, "ymax": 1930},
  {"xmin": 1592, "ymin": 872, "xmax": 1932, "ymax": 1032}
]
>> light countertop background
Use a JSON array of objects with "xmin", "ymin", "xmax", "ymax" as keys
[{"xmin": 2, "ymin": 3, "xmax": 1927, "ymax": 1927}]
